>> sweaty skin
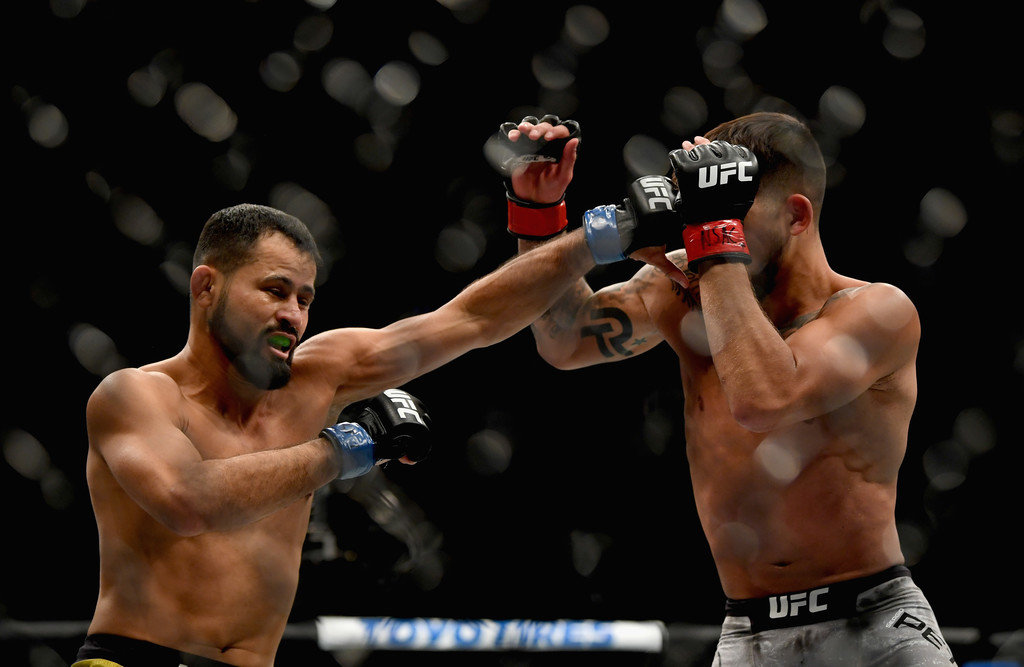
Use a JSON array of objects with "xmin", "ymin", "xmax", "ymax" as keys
[
  {"xmin": 86, "ymin": 237, "xmax": 337, "ymax": 663},
  {"xmin": 85, "ymin": 219, "xmax": 601, "ymax": 665},
  {"xmin": 513, "ymin": 120, "xmax": 919, "ymax": 600},
  {"xmin": 524, "ymin": 248, "xmax": 917, "ymax": 599}
]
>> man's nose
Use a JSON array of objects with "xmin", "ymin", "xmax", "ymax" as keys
[{"xmin": 276, "ymin": 300, "xmax": 303, "ymax": 332}]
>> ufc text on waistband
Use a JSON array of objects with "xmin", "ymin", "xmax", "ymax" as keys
[{"xmin": 724, "ymin": 565, "xmax": 911, "ymax": 633}]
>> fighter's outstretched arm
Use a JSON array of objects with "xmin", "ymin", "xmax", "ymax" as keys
[
  {"xmin": 518, "ymin": 239, "xmax": 672, "ymax": 370},
  {"xmin": 301, "ymin": 115, "xmax": 592, "ymax": 411},
  {"xmin": 306, "ymin": 114, "xmax": 687, "ymax": 411},
  {"xmin": 302, "ymin": 227, "xmax": 598, "ymax": 411}
]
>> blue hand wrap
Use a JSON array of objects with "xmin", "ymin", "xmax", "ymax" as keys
[
  {"xmin": 583, "ymin": 204, "xmax": 626, "ymax": 264},
  {"xmin": 320, "ymin": 422, "xmax": 376, "ymax": 480}
]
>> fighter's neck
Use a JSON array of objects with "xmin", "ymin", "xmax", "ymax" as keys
[
  {"xmin": 756, "ymin": 246, "xmax": 841, "ymax": 329},
  {"xmin": 175, "ymin": 333, "xmax": 273, "ymax": 423}
]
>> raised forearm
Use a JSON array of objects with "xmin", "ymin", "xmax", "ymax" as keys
[{"xmin": 698, "ymin": 262, "xmax": 797, "ymax": 430}]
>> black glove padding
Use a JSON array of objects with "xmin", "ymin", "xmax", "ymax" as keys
[
  {"xmin": 583, "ymin": 175, "xmax": 683, "ymax": 264},
  {"xmin": 668, "ymin": 140, "xmax": 760, "ymax": 225},
  {"xmin": 668, "ymin": 141, "xmax": 759, "ymax": 270},
  {"xmin": 323, "ymin": 389, "xmax": 433, "ymax": 479},
  {"xmin": 487, "ymin": 114, "xmax": 581, "ymax": 203},
  {"xmin": 339, "ymin": 389, "xmax": 432, "ymax": 463},
  {"xmin": 494, "ymin": 114, "xmax": 581, "ymax": 180}
]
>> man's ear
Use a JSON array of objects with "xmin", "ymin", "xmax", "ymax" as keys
[
  {"xmin": 190, "ymin": 265, "xmax": 216, "ymax": 306},
  {"xmin": 786, "ymin": 194, "xmax": 814, "ymax": 236}
]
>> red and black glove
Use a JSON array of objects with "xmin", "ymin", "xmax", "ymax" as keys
[
  {"xmin": 492, "ymin": 114, "xmax": 581, "ymax": 240},
  {"xmin": 669, "ymin": 141, "xmax": 760, "ymax": 272}
]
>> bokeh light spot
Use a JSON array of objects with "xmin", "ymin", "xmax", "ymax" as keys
[
  {"xmin": 374, "ymin": 61, "xmax": 421, "ymax": 106},
  {"xmin": 754, "ymin": 438, "xmax": 802, "ymax": 484},
  {"xmin": 27, "ymin": 103, "xmax": 69, "ymax": 148},
  {"xmin": 323, "ymin": 58, "xmax": 373, "ymax": 111},
  {"xmin": 174, "ymin": 82, "xmax": 237, "ymax": 142},
  {"xmin": 623, "ymin": 134, "xmax": 670, "ymax": 178},
  {"xmin": 919, "ymin": 188, "xmax": 967, "ymax": 238},
  {"xmin": 818, "ymin": 86, "xmax": 866, "ymax": 137},
  {"xmin": 564, "ymin": 5, "xmax": 610, "ymax": 48},
  {"xmin": 662, "ymin": 87, "xmax": 709, "ymax": 138},
  {"xmin": 466, "ymin": 429, "xmax": 513, "ymax": 476},
  {"xmin": 882, "ymin": 8, "xmax": 925, "ymax": 59},
  {"xmin": 111, "ymin": 192, "xmax": 164, "ymax": 246},
  {"xmin": 260, "ymin": 51, "xmax": 303, "ymax": 93},
  {"xmin": 409, "ymin": 31, "xmax": 449, "ymax": 66},
  {"xmin": 718, "ymin": 0, "xmax": 768, "ymax": 39},
  {"xmin": 295, "ymin": 14, "xmax": 334, "ymax": 52},
  {"xmin": 68, "ymin": 323, "xmax": 127, "ymax": 377},
  {"xmin": 435, "ymin": 221, "xmax": 486, "ymax": 273}
]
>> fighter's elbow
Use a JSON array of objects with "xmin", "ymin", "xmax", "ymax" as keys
[
  {"xmin": 535, "ymin": 343, "xmax": 580, "ymax": 371},
  {"xmin": 539, "ymin": 353, "xmax": 573, "ymax": 371},
  {"xmin": 156, "ymin": 507, "xmax": 207, "ymax": 537},
  {"xmin": 154, "ymin": 485, "xmax": 214, "ymax": 536},
  {"xmin": 728, "ymin": 397, "xmax": 786, "ymax": 433}
]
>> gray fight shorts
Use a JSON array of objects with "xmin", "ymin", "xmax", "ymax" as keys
[{"xmin": 713, "ymin": 565, "xmax": 957, "ymax": 666}]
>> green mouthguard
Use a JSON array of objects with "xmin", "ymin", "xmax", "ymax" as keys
[{"xmin": 269, "ymin": 334, "xmax": 291, "ymax": 350}]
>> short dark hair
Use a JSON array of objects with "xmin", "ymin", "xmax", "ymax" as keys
[
  {"xmin": 704, "ymin": 112, "xmax": 827, "ymax": 212},
  {"xmin": 193, "ymin": 203, "xmax": 322, "ymax": 274}
]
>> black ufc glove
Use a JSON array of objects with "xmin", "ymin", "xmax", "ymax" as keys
[
  {"xmin": 321, "ymin": 389, "xmax": 432, "ymax": 479},
  {"xmin": 669, "ymin": 140, "xmax": 760, "ymax": 271},
  {"xmin": 583, "ymin": 175, "xmax": 683, "ymax": 263}
]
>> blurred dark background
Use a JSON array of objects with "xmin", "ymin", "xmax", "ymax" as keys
[{"xmin": 5, "ymin": 0, "xmax": 1023, "ymax": 665}]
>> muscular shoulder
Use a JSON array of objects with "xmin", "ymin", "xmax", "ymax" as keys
[
  {"xmin": 289, "ymin": 327, "xmax": 380, "ymax": 402},
  {"xmin": 829, "ymin": 283, "xmax": 919, "ymax": 334},
  {"xmin": 292, "ymin": 327, "xmax": 363, "ymax": 377},
  {"xmin": 796, "ymin": 282, "xmax": 920, "ymax": 383},
  {"xmin": 88, "ymin": 367, "xmax": 183, "ymax": 424},
  {"xmin": 783, "ymin": 283, "xmax": 917, "ymax": 334}
]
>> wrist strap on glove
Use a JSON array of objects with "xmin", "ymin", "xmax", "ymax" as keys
[
  {"xmin": 507, "ymin": 195, "xmax": 568, "ymax": 240},
  {"xmin": 583, "ymin": 204, "xmax": 628, "ymax": 264},
  {"xmin": 321, "ymin": 422, "xmax": 375, "ymax": 480},
  {"xmin": 682, "ymin": 219, "xmax": 752, "ymax": 271}
]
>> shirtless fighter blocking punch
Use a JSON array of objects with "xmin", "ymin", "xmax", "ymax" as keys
[{"xmin": 500, "ymin": 112, "xmax": 957, "ymax": 665}]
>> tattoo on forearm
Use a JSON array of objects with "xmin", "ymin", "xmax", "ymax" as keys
[
  {"xmin": 581, "ymin": 307, "xmax": 634, "ymax": 358},
  {"xmin": 533, "ymin": 313, "xmax": 564, "ymax": 339},
  {"xmin": 670, "ymin": 280, "xmax": 701, "ymax": 310}
]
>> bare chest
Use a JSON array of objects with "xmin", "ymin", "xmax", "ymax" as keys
[
  {"xmin": 680, "ymin": 361, "xmax": 903, "ymax": 509},
  {"xmin": 180, "ymin": 392, "xmax": 329, "ymax": 460}
]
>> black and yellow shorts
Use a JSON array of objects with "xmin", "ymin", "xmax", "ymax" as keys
[{"xmin": 73, "ymin": 633, "xmax": 234, "ymax": 667}]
